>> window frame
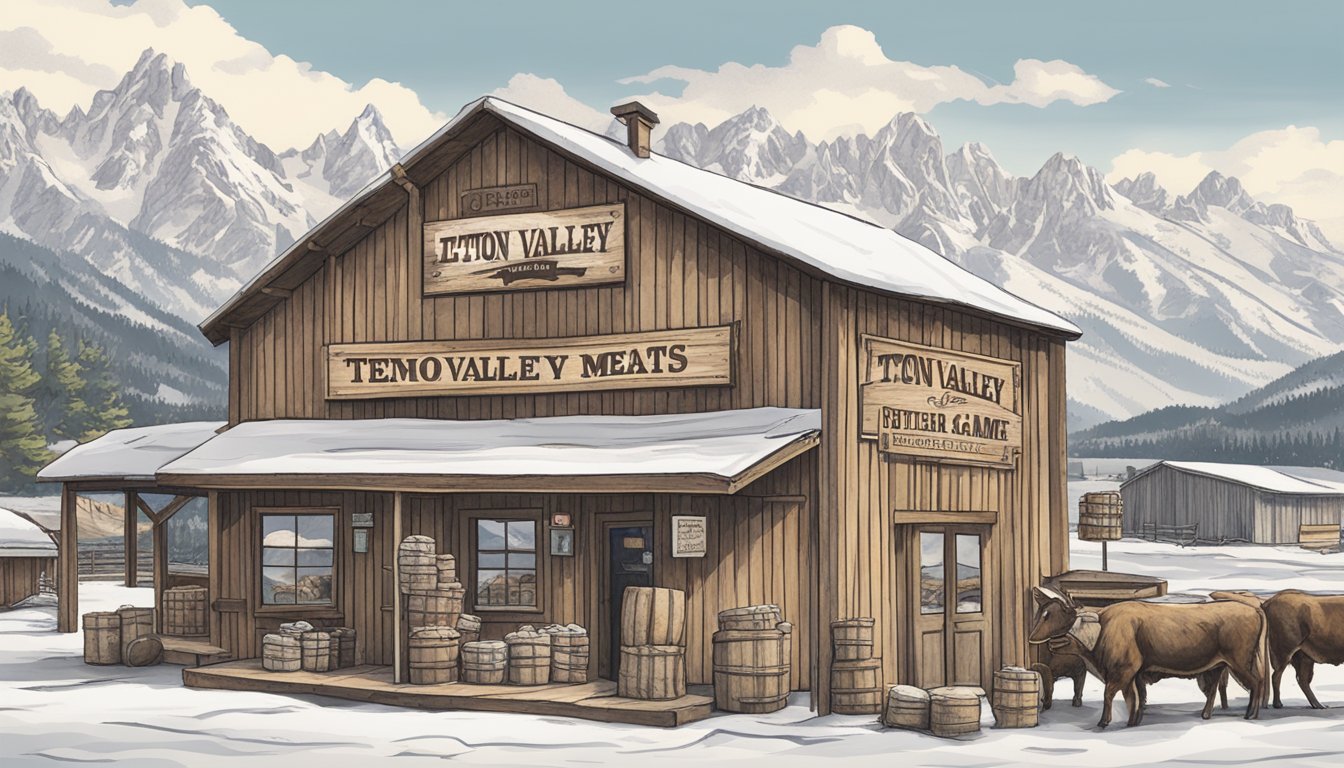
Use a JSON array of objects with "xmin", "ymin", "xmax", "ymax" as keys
[
  {"xmin": 468, "ymin": 510, "xmax": 544, "ymax": 614},
  {"xmin": 255, "ymin": 507, "xmax": 340, "ymax": 615}
]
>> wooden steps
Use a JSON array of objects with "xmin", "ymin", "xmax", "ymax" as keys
[{"xmin": 160, "ymin": 635, "xmax": 229, "ymax": 667}]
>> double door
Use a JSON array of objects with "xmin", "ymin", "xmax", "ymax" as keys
[{"xmin": 911, "ymin": 526, "xmax": 988, "ymax": 689}]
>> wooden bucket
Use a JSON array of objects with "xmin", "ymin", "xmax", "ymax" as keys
[
  {"xmin": 456, "ymin": 614, "xmax": 482, "ymax": 646},
  {"xmin": 300, "ymin": 630, "xmax": 332, "ymax": 673},
  {"xmin": 329, "ymin": 627, "xmax": 356, "ymax": 669},
  {"xmin": 398, "ymin": 535, "xmax": 438, "ymax": 593},
  {"xmin": 992, "ymin": 667, "xmax": 1041, "ymax": 728},
  {"xmin": 505, "ymin": 629, "xmax": 552, "ymax": 686},
  {"xmin": 543, "ymin": 625, "xmax": 590, "ymax": 684},
  {"xmin": 1078, "ymin": 491, "xmax": 1123, "ymax": 542},
  {"xmin": 930, "ymin": 686, "xmax": 983, "ymax": 737},
  {"xmin": 621, "ymin": 586, "xmax": 687, "ymax": 646},
  {"xmin": 618, "ymin": 645, "xmax": 686, "ymax": 700},
  {"xmin": 82, "ymin": 611, "xmax": 121, "ymax": 665},
  {"xmin": 125, "ymin": 635, "xmax": 164, "ymax": 667},
  {"xmin": 830, "ymin": 658, "xmax": 883, "ymax": 714},
  {"xmin": 717, "ymin": 604, "xmax": 782, "ymax": 631},
  {"xmin": 407, "ymin": 587, "xmax": 464, "ymax": 628},
  {"xmin": 831, "ymin": 617, "xmax": 874, "ymax": 661},
  {"xmin": 435, "ymin": 554, "xmax": 458, "ymax": 587},
  {"xmin": 262, "ymin": 633, "xmax": 301, "ymax": 672},
  {"xmin": 162, "ymin": 586, "xmax": 208, "ymax": 636},
  {"xmin": 409, "ymin": 626, "xmax": 460, "ymax": 684},
  {"xmin": 116, "ymin": 606, "xmax": 155, "ymax": 660},
  {"xmin": 461, "ymin": 640, "xmax": 508, "ymax": 684},
  {"xmin": 883, "ymin": 684, "xmax": 930, "ymax": 730},
  {"xmin": 712, "ymin": 624, "xmax": 792, "ymax": 713}
]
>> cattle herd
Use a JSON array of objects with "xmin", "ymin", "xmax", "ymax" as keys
[{"xmin": 1028, "ymin": 586, "xmax": 1344, "ymax": 728}]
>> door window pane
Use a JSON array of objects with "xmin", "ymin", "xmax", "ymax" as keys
[
  {"xmin": 475, "ymin": 518, "xmax": 538, "ymax": 608},
  {"xmin": 260, "ymin": 512, "xmax": 335, "ymax": 606},
  {"xmin": 955, "ymin": 534, "xmax": 982, "ymax": 614},
  {"xmin": 920, "ymin": 532, "xmax": 945, "ymax": 615}
]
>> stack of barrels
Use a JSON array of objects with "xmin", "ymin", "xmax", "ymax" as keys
[
  {"xmin": 329, "ymin": 627, "xmax": 357, "ymax": 669},
  {"xmin": 504, "ymin": 626, "xmax": 552, "ymax": 685},
  {"xmin": 830, "ymin": 618, "xmax": 882, "ymax": 714},
  {"xmin": 263, "ymin": 620, "xmax": 311, "ymax": 672},
  {"xmin": 398, "ymin": 536, "xmax": 438, "ymax": 593},
  {"xmin": 456, "ymin": 614, "xmax": 481, "ymax": 645},
  {"xmin": 82, "ymin": 607, "xmax": 162, "ymax": 667},
  {"xmin": 260, "ymin": 620, "xmax": 357, "ymax": 673},
  {"xmin": 617, "ymin": 586, "xmax": 687, "ymax": 700},
  {"xmin": 163, "ymin": 586, "xmax": 209, "ymax": 636},
  {"xmin": 712, "ymin": 604, "xmax": 792, "ymax": 713},
  {"xmin": 881, "ymin": 682, "xmax": 991, "ymax": 736},
  {"xmin": 398, "ymin": 536, "xmax": 470, "ymax": 686},
  {"xmin": 542, "ymin": 624, "xmax": 590, "ymax": 683}
]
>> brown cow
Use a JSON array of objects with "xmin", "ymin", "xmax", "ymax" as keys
[
  {"xmin": 1249, "ymin": 590, "xmax": 1344, "ymax": 709},
  {"xmin": 1030, "ymin": 587, "xmax": 1267, "ymax": 727}
]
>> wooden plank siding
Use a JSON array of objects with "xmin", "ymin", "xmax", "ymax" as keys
[{"xmin": 0, "ymin": 556, "xmax": 55, "ymax": 607}]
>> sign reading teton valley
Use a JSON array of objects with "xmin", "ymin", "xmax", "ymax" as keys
[
  {"xmin": 859, "ymin": 335, "xmax": 1022, "ymax": 467},
  {"xmin": 423, "ymin": 202, "xmax": 625, "ymax": 295},
  {"xmin": 325, "ymin": 326, "xmax": 733, "ymax": 399}
]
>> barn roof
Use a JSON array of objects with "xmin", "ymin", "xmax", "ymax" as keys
[
  {"xmin": 37, "ymin": 421, "xmax": 226, "ymax": 483},
  {"xmin": 0, "ymin": 507, "xmax": 57, "ymax": 557},
  {"xmin": 1124, "ymin": 460, "xmax": 1344, "ymax": 496},
  {"xmin": 199, "ymin": 96, "xmax": 1080, "ymax": 344}
]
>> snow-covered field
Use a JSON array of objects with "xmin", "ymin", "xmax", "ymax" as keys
[{"xmin": 4, "ymin": 540, "xmax": 1344, "ymax": 767}]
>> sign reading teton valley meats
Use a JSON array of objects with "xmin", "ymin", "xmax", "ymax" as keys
[
  {"xmin": 325, "ymin": 326, "xmax": 733, "ymax": 400},
  {"xmin": 423, "ymin": 202, "xmax": 625, "ymax": 295},
  {"xmin": 859, "ymin": 335, "xmax": 1023, "ymax": 467}
]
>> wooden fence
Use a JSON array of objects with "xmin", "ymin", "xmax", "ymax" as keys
[{"xmin": 77, "ymin": 540, "xmax": 153, "ymax": 581}]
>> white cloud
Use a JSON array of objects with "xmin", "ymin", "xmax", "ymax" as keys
[
  {"xmin": 1144, "ymin": 77, "xmax": 1172, "ymax": 88},
  {"xmin": 1109, "ymin": 126, "xmax": 1344, "ymax": 244},
  {"xmin": 617, "ymin": 25, "xmax": 1119, "ymax": 140},
  {"xmin": 490, "ymin": 74, "xmax": 613, "ymax": 134},
  {"xmin": 0, "ymin": 0, "xmax": 444, "ymax": 150}
]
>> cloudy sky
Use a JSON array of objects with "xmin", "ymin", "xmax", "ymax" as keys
[{"xmin": 3, "ymin": 0, "xmax": 1342, "ymax": 238}]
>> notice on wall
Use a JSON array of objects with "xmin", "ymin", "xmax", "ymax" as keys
[
  {"xmin": 671, "ymin": 516, "xmax": 707, "ymax": 558},
  {"xmin": 859, "ymin": 334, "xmax": 1023, "ymax": 468},
  {"xmin": 423, "ymin": 203, "xmax": 625, "ymax": 295},
  {"xmin": 325, "ymin": 326, "xmax": 734, "ymax": 400},
  {"xmin": 461, "ymin": 183, "xmax": 539, "ymax": 216}
]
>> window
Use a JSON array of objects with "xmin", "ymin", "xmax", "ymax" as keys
[
  {"xmin": 261, "ymin": 513, "xmax": 335, "ymax": 605},
  {"xmin": 475, "ymin": 519, "xmax": 537, "ymax": 608},
  {"xmin": 954, "ymin": 534, "xmax": 982, "ymax": 614},
  {"xmin": 919, "ymin": 531, "xmax": 945, "ymax": 615}
]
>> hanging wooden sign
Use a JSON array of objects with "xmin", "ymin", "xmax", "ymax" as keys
[
  {"xmin": 461, "ymin": 183, "xmax": 539, "ymax": 215},
  {"xmin": 423, "ymin": 202, "xmax": 625, "ymax": 295},
  {"xmin": 858, "ymin": 334, "xmax": 1022, "ymax": 467},
  {"xmin": 325, "ymin": 325, "xmax": 734, "ymax": 400}
]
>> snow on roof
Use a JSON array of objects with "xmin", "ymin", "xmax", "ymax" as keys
[
  {"xmin": 203, "ymin": 97, "xmax": 1080, "ymax": 340},
  {"xmin": 1140, "ymin": 461, "xmax": 1344, "ymax": 495},
  {"xmin": 158, "ymin": 408, "xmax": 819, "ymax": 483},
  {"xmin": 0, "ymin": 508, "xmax": 56, "ymax": 557},
  {"xmin": 37, "ymin": 421, "xmax": 226, "ymax": 483}
]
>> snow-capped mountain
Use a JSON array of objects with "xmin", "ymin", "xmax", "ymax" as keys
[{"xmin": 657, "ymin": 108, "xmax": 1344, "ymax": 428}]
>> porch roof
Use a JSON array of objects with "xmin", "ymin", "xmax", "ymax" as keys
[
  {"xmin": 36, "ymin": 421, "xmax": 227, "ymax": 484},
  {"xmin": 155, "ymin": 407, "xmax": 820, "ymax": 494}
]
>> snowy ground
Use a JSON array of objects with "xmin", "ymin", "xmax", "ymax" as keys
[{"xmin": 5, "ymin": 543, "xmax": 1344, "ymax": 767}]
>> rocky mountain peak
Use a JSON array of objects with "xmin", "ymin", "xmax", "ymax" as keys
[{"xmin": 1114, "ymin": 171, "xmax": 1170, "ymax": 214}]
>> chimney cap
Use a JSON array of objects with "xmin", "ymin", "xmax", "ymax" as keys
[{"xmin": 610, "ymin": 101, "xmax": 660, "ymax": 126}]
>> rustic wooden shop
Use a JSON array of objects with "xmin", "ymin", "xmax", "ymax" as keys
[{"xmin": 38, "ymin": 97, "xmax": 1079, "ymax": 722}]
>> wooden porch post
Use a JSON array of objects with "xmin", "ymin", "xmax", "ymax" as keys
[
  {"xmin": 392, "ymin": 491, "xmax": 404, "ymax": 683},
  {"xmin": 153, "ymin": 510, "xmax": 168, "ymax": 633},
  {"xmin": 124, "ymin": 490, "xmax": 138, "ymax": 588},
  {"xmin": 57, "ymin": 484, "xmax": 78, "ymax": 633}
]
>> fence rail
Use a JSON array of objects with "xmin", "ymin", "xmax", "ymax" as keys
[
  {"xmin": 1140, "ymin": 522, "xmax": 1199, "ymax": 547},
  {"xmin": 78, "ymin": 541, "xmax": 153, "ymax": 581}
]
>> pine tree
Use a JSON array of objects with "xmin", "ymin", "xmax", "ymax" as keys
[
  {"xmin": 0, "ymin": 312, "xmax": 51, "ymax": 489},
  {"xmin": 76, "ymin": 340, "xmax": 132, "ymax": 441},
  {"xmin": 40, "ymin": 329, "xmax": 89, "ymax": 441}
]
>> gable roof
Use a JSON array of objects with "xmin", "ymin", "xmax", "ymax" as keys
[
  {"xmin": 1124, "ymin": 460, "xmax": 1344, "ymax": 496},
  {"xmin": 200, "ymin": 97, "xmax": 1081, "ymax": 344}
]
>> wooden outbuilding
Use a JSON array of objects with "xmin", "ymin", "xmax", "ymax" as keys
[
  {"xmin": 0, "ymin": 507, "xmax": 58, "ymax": 608},
  {"xmin": 1121, "ymin": 461, "xmax": 1344, "ymax": 546},
  {"xmin": 38, "ymin": 97, "xmax": 1078, "ymax": 719}
]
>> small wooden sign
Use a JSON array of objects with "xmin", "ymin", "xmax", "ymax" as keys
[
  {"xmin": 859, "ymin": 334, "xmax": 1022, "ymax": 467},
  {"xmin": 351, "ymin": 512, "xmax": 374, "ymax": 528},
  {"xmin": 671, "ymin": 516, "xmax": 707, "ymax": 558},
  {"xmin": 325, "ymin": 325, "xmax": 734, "ymax": 400},
  {"xmin": 461, "ymin": 183, "xmax": 539, "ymax": 215},
  {"xmin": 424, "ymin": 203, "xmax": 625, "ymax": 295}
]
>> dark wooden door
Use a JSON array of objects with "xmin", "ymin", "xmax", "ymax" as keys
[
  {"xmin": 607, "ymin": 524, "xmax": 653, "ymax": 678},
  {"xmin": 912, "ymin": 526, "xmax": 988, "ymax": 688}
]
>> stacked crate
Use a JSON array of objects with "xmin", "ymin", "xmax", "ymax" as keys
[{"xmin": 617, "ymin": 586, "xmax": 687, "ymax": 700}]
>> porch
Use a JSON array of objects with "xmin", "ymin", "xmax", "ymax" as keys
[{"xmin": 184, "ymin": 660, "xmax": 715, "ymax": 727}]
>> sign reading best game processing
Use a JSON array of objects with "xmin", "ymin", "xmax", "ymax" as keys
[{"xmin": 859, "ymin": 334, "xmax": 1023, "ymax": 467}]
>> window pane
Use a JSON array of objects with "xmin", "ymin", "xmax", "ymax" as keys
[
  {"xmin": 506, "ymin": 521, "xmax": 536, "ymax": 550},
  {"xmin": 920, "ymin": 532, "xmax": 945, "ymax": 615},
  {"xmin": 478, "ymin": 552, "xmax": 506, "ymax": 568},
  {"xmin": 508, "ymin": 553, "xmax": 536, "ymax": 569},
  {"xmin": 263, "ymin": 566, "xmax": 296, "ymax": 604},
  {"xmin": 261, "ymin": 515, "xmax": 297, "ymax": 547},
  {"xmin": 297, "ymin": 548, "xmax": 333, "ymax": 567},
  {"xmin": 477, "ymin": 520, "xmax": 506, "ymax": 550},
  {"xmin": 262, "ymin": 547, "xmax": 294, "ymax": 567},
  {"xmin": 295, "ymin": 567, "xmax": 333, "ymax": 604},
  {"xmin": 476, "ymin": 569, "xmax": 507, "ymax": 605},
  {"xmin": 517, "ymin": 571, "xmax": 537, "ymax": 606},
  {"xmin": 955, "ymin": 534, "xmax": 982, "ymax": 614},
  {"xmin": 296, "ymin": 516, "xmax": 334, "ymax": 547}
]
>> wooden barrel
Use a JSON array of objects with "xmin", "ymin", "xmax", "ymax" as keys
[
  {"xmin": 618, "ymin": 645, "xmax": 686, "ymax": 700},
  {"xmin": 1078, "ymin": 491, "xmax": 1123, "ymax": 542},
  {"xmin": 831, "ymin": 617, "xmax": 874, "ymax": 661},
  {"xmin": 930, "ymin": 686, "xmax": 983, "ymax": 737},
  {"xmin": 262, "ymin": 633, "xmax": 301, "ymax": 672},
  {"xmin": 830, "ymin": 658, "xmax": 883, "ymax": 714},
  {"xmin": 407, "ymin": 587, "xmax": 464, "ymax": 628},
  {"xmin": 82, "ymin": 611, "xmax": 121, "ymax": 665},
  {"xmin": 398, "ymin": 535, "xmax": 438, "ymax": 593},
  {"xmin": 717, "ymin": 604, "xmax": 782, "ymax": 631},
  {"xmin": 883, "ymin": 684, "xmax": 930, "ymax": 730},
  {"xmin": 162, "ymin": 586, "xmax": 208, "ymax": 636},
  {"xmin": 408, "ymin": 626, "xmax": 460, "ymax": 684},
  {"xmin": 125, "ymin": 635, "xmax": 164, "ymax": 667},
  {"xmin": 461, "ymin": 640, "xmax": 507, "ymax": 684},
  {"xmin": 621, "ymin": 587, "xmax": 686, "ymax": 646},
  {"xmin": 329, "ymin": 627, "xmax": 356, "ymax": 669},
  {"xmin": 300, "ymin": 630, "xmax": 332, "ymax": 672},
  {"xmin": 435, "ymin": 554, "xmax": 458, "ymax": 587},
  {"xmin": 992, "ymin": 667, "xmax": 1041, "ymax": 728},
  {"xmin": 116, "ymin": 606, "xmax": 155, "ymax": 660},
  {"xmin": 712, "ymin": 623, "xmax": 791, "ymax": 713},
  {"xmin": 542, "ymin": 625, "xmax": 590, "ymax": 684},
  {"xmin": 456, "ymin": 614, "xmax": 481, "ymax": 646},
  {"xmin": 505, "ymin": 628, "xmax": 552, "ymax": 685}
]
